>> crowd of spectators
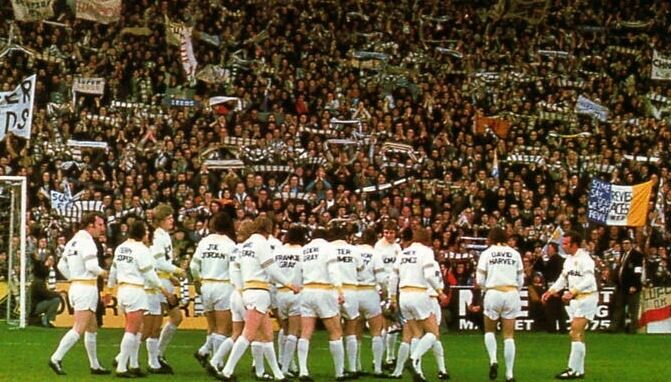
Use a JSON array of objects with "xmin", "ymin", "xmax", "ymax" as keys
[{"xmin": 1, "ymin": 0, "xmax": 671, "ymax": 328}]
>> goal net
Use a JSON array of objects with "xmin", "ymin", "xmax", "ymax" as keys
[{"xmin": 0, "ymin": 176, "xmax": 27, "ymax": 329}]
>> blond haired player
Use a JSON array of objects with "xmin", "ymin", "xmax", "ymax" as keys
[
  {"xmin": 49, "ymin": 212, "xmax": 110, "ymax": 376},
  {"xmin": 150, "ymin": 204, "xmax": 186, "ymax": 372},
  {"xmin": 190, "ymin": 212, "xmax": 236, "ymax": 369},
  {"xmin": 108, "ymin": 221, "xmax": 175, "ymax": 377},
  {"xmin": 477, "ymin": 227, "xmax": 523, "ymax": 382},
  {"xmin": 542, "ymin": 231, "xmax": 597, "ymax": 380}
]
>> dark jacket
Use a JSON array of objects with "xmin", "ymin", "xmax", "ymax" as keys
[{"xmin": 617, "ymin": 249, "xmax": 644, "ymax": 292}]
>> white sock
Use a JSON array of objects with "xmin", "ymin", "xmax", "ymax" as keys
[
  {"xmin": 84, "ymin": 332, "xmax": 101, "ymax": 369},
  {"xmin": 484, "ymin": 332, "xmax": 497, "ymax": 365},
  {"xmin": 356, "ymin": 339, "xmax": 362, "ymax": 371},
  {"xmin": 129, "ymin": 333, "xmax": 141, "ymax": 369},
  {"xmin": 575, "ymin": 342, "xmax": 586, "ymax": 374},
  {"xmin": 251, "ymin": 341, "xmax": 265, "ymax": 377},
  {"xmin": 568, "ymin": 341, "xmax": 580, "ymax": 372},
  {"xmin": 297, "ymin": 338, "xmax": 310, "ymax": 377},
  {"xmin": 263, "ymin": 342, "xmax": 284, "ymax": 379},
  {"xmin": 210, "ymin": 337, "xmax": 234, "ymax": 370},
  {"xmin": 385, "ymin": 332, "xmax": 398, "ymax": 361},
  {"xmin": 432, "ymin": 340, "xmax": 447, "ymax": 373},
  {"xmin": 199, "ymin": 334, "xmax": 213, "ymax": 356},
  {"xmin": 277, "ymin": 329, "xmax": 285, "ymax": 363},
  {"xmin": 158, "ymin": 322, "xmax": 177, "ymax": 357},
  {"xmin": 211, "ymin": 334, "xmax": 226, "ymax": 355},
  {"xmin": 222, "ymin": 336, "xmax": 250, "ymax": 377},
  {"xmin": 146, "ymin": 338, "xmax": 161, "ymax": 369},
  {"xmin": 372, "ymin": 336, "xmax": 384, "ymax": 373},
  {"xmin": 392, "ymin": 342, "xmax": 410, "ymax": 376},
  {"xmin": 411, "ymin": 333, "xmax": 436, "ymax": 367},
  {"xmin": 282, "ymin": 335, "xmax": 298, "ymax": 373},
  {"xmin": 51, "ymin": 329, "xmax": 80, "ymax": 362},
  {"xmin": 329, "ymin": 339, "xmax": 345, "ymax": 378},
  {"xmin": 345, "ymin": 335, "xmax": 358, "ymax": 373},
  {"xmin": 504, "ymin": 338, "xmax": 515, "ymax": 379},
  {"xmin": 410, "ymin": 337, "xmax": 419, "ymax": 355},
  {"xmin": 117, "ymin": 332, "xmax": 135, "ymax": 373}
]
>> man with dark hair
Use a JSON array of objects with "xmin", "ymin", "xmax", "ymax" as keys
[
  {"xmin": 49, "ymin": 212, "xmax": 110, "ymax": 375},
  {"xmin": 30, "ymin": 256, "xmax": 61, "ymax": 328},
  {"xmin": 542, "ymin": 230, "xmax": 597, "ymax": 380},
  {"xmin": 534, "ymin": 242, "xmax": 567, "ymax": 333},
  {"xmin": 477, "ymin": 226, "xmax": 523, "ymax": 382},
  {"xmin": 608, "ymin": 238, "xmax": 643, "ymax": 333}
]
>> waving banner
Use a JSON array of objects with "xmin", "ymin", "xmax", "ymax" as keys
[
  {"xmin": 0, "ymin": 75, "xmax": 36, "ymax": 141},
  {"xmin": 588, "ymin": 178, "xmax": 653, "ymax": 226},
  {"xmin": 652, "ymin": 50, "xmax": 671, "ymax": 80},
  {"xmin": 76, "ymin": 0, "xmax": 121, "ymax": 24},
  {"xmin": 11, "ymin": 0, "xmax": 54, "ymax": 21}
]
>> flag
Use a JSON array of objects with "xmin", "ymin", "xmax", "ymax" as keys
[
  {"xmin": 541, "ymin": 226, "xmax": 566, "ymax": 257},
  {"xmin": 0, "ymin": 74, "xmax": 36, "ymax": 141},
  {"xmin": 652, "ymin": 50, "xmax": 671, "ymax": 81},
  {"xmin": 179, "ymin": 26, "xmax": 198, "ymax": 82},
  {"xmin": 587, "ymin": 178, "xmax": 653, "ymax": 227},
  {"xmin": 575, "ymin": 95, "xmax": 610, "ymax": 122},
  {"xmin": 474, "ymin": 114, "xmax": 511, "ymax": 138},
  {"xmin": 11, "ymin": 0, "xmax": 54, "ymax": 21},
  {"xmin": 75, "ymin": 0, "xmax": 121, "ymax": 24},
  {"xmin": 491, "ymin": 150, "xmax": 499, "ymax": 179},
  {"xmin": 652, "ymin": 178, "xmax": 666, "ymax": 228}
]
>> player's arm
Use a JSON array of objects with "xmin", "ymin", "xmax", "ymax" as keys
[
  {"xmin": 57, "ymin": 255, "xmax": 71, "ymax": 280},
  {"xmin": 83, "ymin": 245, "xmax": 106, "ymax": 277},
  {"xmin": 568, "ymin": 258, "xmax": 596, "ymax": 296},
  {"xmin": 107, "ymin": 261, "xmax": 118, "ymax": 288},
  {"xmin": 189, "ymin": 242, "xmax": 205, "ymax": 281},
  {"xmin": 543, "ymin": 265, "xmax": 568, "ymax": 302},
  {"xmin": 388, "ymin": 265, "xmax": 399, "ymax": 306},
  {"xmin": 516, "ymin": 252, "xmax": 524, "ymax": 290},
  {"xmin": 475, "ymin": 251, "xmax": 487, "ymax": 290}
]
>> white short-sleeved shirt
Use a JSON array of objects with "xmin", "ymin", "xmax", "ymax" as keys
[
  {"xmin": 151, "ymin": 227, "xmax": 178, "ymax": 274},
  {"xmin": 477, "ymin": 244, "xmax": 524, "ymax": 289},
  {"xmin": 355, "ymin": 244, "xmax": 384, "ymax": 287},
  {"xmin": 394, "ymin": 243, "xmax": 434, "ymax": 289},
  {"xmin": 113, "ymin": 240, "xmax": 156, "ymax": 287},
  {"xmin": 550, "ymin": 249, "xmax": 597, "ymax": 295},
  {"xmin": 237, "ymin": 233, "xmax": 274, "ymax": 285},
  {"xmin": 374, "ymin": 239, "xmax": 402, "ymax": 275},
  {"xmin": 191, "ymin": 233, "xmax": 236, "ymax": 281}
]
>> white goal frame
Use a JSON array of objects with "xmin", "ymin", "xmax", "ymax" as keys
[{"xmin": 1, "ymin": 176, "xmax": 27, "ymax": 328}]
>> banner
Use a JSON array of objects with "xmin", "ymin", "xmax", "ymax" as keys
[
  {"xmin": 179, "ymin": 27, "xmax": 198, "ymax": 82},
  {"xmin": 638, "ymin": 287, "xmax": 671, "ymax": 333},
  {"xmin": 588, "ymin": 178, "xmax": 653, "ymax": 226},
  {"xmin": 652, "ymin": 50, "xmax": 671, "ymax": 80},
  {"xmin": 50, "ymin": 190, "xmax": 73, "ymax": 209},
  {"xmin": 455, "ymin": 286, "xmax": 614, "ymax": 331},
  {"xmin": 11, "ymin": 0, "xmax": 54, "ymax": 21},
  {"xmin": 575, "ymin": 95, "xmax": 609, "ymax": 122},
  {"xmin": 164, "ymin": 16, "xmax": 184, "ymax": 46},
  {"xmin": 75, "ymin": 0, "xmax": 121, "ymax": 24},
  {"xmin": 73, "ymin": 77, "xmax": 105, "ymax": 95},
  {"xmin": 0, "ymin": 75, "xmax": 36, "ymax": 141},
  {"xmin": 474, "ymin": 114, "xmax": 511, "ymax": 138}
]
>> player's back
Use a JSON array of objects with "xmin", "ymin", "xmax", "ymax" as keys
[
  {"xmin": 62, "ymin": 230, "xmax": 98, "ymax": 280},
  {"xmin": 478, "ymin": 244, "xmax": 523, "ymax": 289},
  {"xmin": 301, "ymin": 238, "xmax": 335, "ymax": 284},
  {"xmin": 332, "ymin": 239, "xmax": 359, "ymax": 286},
  {"xmin": 193, "ymin": 233, "xmax": 236, "ymax": 280},
  {"xmin": 113, "ymin": 240, "xmax": 149, "ymax": 285},
  {"xmin": 237, "ymin": 233, "xmax": 272, "ymax": 284},
  {"xmin": 396, "ymin": 243, "xmax": 431, "ymax": 288}
]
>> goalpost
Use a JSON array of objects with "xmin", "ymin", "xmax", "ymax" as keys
[{"xmin": 0, "ymin": 176, "xmax": 27, "ymax": 329}]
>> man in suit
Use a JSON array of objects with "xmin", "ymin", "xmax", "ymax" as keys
[
  {"xmin": 608, "ymin": 239, "xmax": 643, "ymax": 333},
  {"xmin": 534, "ymin": 243, "xmax": 567, "ymax": 333}
]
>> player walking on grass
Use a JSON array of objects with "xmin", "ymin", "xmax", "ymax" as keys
[
  {"xmin": 476, "ymin": 227, "xmax": 523, "ymax": 382},
  {"xmin": 542, "ymin": 230, "xmax": 598, "ymax": 380},
  {"xmin": 151, "ymin": 204, "xmax": 186, "ymax": 373},
  {"xmin": 389, "ymin": 228, "xmax": 447, "ymax": 382},
  {"xmin": 108, "ymin": 221, "xmax": 175, "ymax": 378},
  {"xmin": 217, "ymin": 216, "xmax": 299, "ymax": 381},
  {"xmin": 191, "ymin": 212, "xmax": 237, "ymax": 370},
  {"xmin": 375, "ymin": 222, "xmax": 403, "ymax": 370},
  {"xmin": 49, "ymin": 212, "xmax": 110, "ymax": 376}
]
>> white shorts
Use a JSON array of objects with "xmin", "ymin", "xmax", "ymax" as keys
[
  {"xmin": 276, "ymin": 290, "xmax": 301, "ymax": 320},
  {"xmin": 484, "ymin": 290, "xmax": 521, "ymax": 321},
  {"xmin": 145, "ymin": 291, "xmax": 162, "ymax": 315},
  {"xmin": 399, "ymin": 291, "xmax": 433, "ymax": 321},
  {"xmin": 301, "ymin": 288, "xmax": 339, "ymax": 319},
  {"xmin": 429, "ymin": 296, "xmax": 441, "ymax": 323},
  {"xmin": 158, "ymin": 278, "xmax": 175, "ymax": 304},
  {"xmin": 230, "ymin": 290, "xmax": 245, "ymax": 322},
  {"xmin": 69, "ymin": 283, "xmax": 99, "ymax": 312},
  {"xmin": 201, "ymin": 282, "xmax": 233, "ymax": 312},
  {"xmin": 358, "ymin": 288, "xmax": 382, "ymax": 320},
  {"xmin": 567, "ymin": 293, "xmax": 598, "ymax": 321},
  {"xmin": 242, "ymin": 289, "xmax": 271, "ymax": 314},
  {"xmin": 340, "ymin": 290, "xmax": 360, "ymax": 320},
  {"xmin": 117, "ymin": 285, "xmax": 148, "ymax": 313}
]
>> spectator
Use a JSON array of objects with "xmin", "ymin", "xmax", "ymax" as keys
[{"xmin": 30, "ymin": 256, "xmax": 61, "ymax": 328}]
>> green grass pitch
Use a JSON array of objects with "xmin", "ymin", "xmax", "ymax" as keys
[{"xmin": 0, "ymin": 325, "xmax": 669, "ymax": 381}]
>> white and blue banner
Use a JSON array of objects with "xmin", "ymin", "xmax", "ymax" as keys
[{"xmin": 576, "ymin": 95, "xmax": 609, "ymax": 122}]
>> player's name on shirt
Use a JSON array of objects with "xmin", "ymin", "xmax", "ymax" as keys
[
  {"xmin": 567, "ymin": 270, "xmax": 583, "ymax": 277},
  {"xmin": 400, "ymin": 249, "xmax": 419, "ymax": 264},
  {"xmin": 360, "ymin": 251, "xmax": 373, "ymax": 266},
  {"xmin": 276, "ymin": 254, "xmax": 299, "ymax": 268},
  {"xmin": 115, "ymin": 247, "xmax": 134, "ymax": 263},
  {"xmin": 337, "ymin": 247, "xmax": 354, "ymax": 263},
  {"xmin": 488, "ymin": 251, "xmax": 517, "ymax": 265},
  {"xmin": 303, "ymin": 246, "xmax": 319, "ymax": 261},
  {"xmin": 200, "ymin": 243, "xmax": 228, "ymax": 259}
]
